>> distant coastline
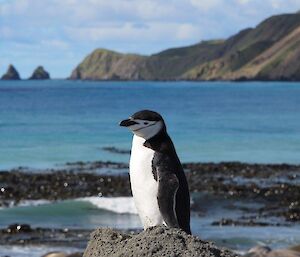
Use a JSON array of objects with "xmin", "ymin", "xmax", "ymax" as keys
[
  {"xmin": 2, "ymin": 12, "xmax": 300, "ymax": 83},
  {"xmin": 69, "ymin": 12, "xmax": 300, "ymax": 82}
]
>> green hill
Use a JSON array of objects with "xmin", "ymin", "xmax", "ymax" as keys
[{"xmin": 70, "ymin": 12, "xmax": 300, "ymax": 81}]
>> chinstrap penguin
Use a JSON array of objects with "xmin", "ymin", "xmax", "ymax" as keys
[{"xmin": 120, "ymin": 110, "xmax": 191, "ymax": 234}]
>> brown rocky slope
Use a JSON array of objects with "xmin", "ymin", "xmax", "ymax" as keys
[{"xmin": 70, "ymin": 12, "xmax": 300, "ymax": 81}]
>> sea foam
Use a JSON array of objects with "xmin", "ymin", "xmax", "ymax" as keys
[
  {"xmin": 18, "ymin": 199, "xmax": 51, "ymax": 207},
  {"xmin": 0, "ymin": 197, "xmax": 138, "ymax": 215},
  {"xmin": 76, "ymin": 196, "xmax": 138, "ymax": 214}
]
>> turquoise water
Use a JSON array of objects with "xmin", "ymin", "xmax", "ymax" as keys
[{"xmin": 0, "ymin": 80, "xmax": 300, "ymax": 169}]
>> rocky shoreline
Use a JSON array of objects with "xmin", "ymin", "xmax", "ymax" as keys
[
  {"xmin": 0, "ymin": 161, "xmax": 299, "ymax": 256},
  {"xmin": 0, "ymin": 224, "xmax": 90, "ymax": 248},
  {"xmin": 1, "ymin": 161, "xmax": 299, "ymax": 223}
]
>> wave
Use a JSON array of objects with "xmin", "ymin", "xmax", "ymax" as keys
[
  {"xmin": 76, "ymin": 196, "xmax": 138, "ymax": 214},
  {"xmin": 0, "ymin": 197, "xmax": 138, "ymax": 215}
]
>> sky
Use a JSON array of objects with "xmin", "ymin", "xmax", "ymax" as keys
[{"xmin": 1, "ymin": 0, "xmax": 300, "ymax": 78}]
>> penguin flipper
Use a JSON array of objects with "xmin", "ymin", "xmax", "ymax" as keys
[{"xmin": 157, "ymin": 172, "xmax": 180, "ymax": 228}]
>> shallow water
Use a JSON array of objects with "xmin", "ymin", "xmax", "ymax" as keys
[{"xmin": 1, "ymin": 80, "xmax": 300, "ymax": 169}]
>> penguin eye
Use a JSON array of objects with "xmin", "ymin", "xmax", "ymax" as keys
[{"xmin": 144, "ymin": 122, "xmax": 149, "ymax": 125}]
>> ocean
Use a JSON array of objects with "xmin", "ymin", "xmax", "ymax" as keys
[
  {"xmin": 1, "ymin": 80, "xmax": 300, "ymax": 169},
  {"xmin": 0, "ymin": 80, "xmax": 300, "ymax": 256}
]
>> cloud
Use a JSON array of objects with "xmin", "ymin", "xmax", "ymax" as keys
[
  {"xmin": 176, "ymin": 24, "xmax": 201, "ymax": 40},
  {"xmin": 41, "ymin": 39, "xmax": 70, "ymax": 50},
  {"xmin": 65, "ymin": 22, "xmax": 201, "ymax": 44},
  {"xmin": 1, "ymin": 0, "xmax": 300, "ymax": 78},
  {"xmin": 236, "ymin": 0, "xmax": 251, "ymax": 4},
  {"xmin": 190, "ymin": 0, "xmax": 221, "ymax": 11}
]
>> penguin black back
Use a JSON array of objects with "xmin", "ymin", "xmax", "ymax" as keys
[{"xmin": 144, "ymin": 130, "xmax": 191, "ymax": 234}]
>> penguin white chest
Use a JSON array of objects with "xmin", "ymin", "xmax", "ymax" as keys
[{"xmin": 129, "ymin": 135, "xmax": 164, "ymax": 229}]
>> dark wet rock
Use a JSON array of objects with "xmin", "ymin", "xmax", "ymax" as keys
[
  {"xmin": 1, "ymin": 65, "xmax": 21, "ymax": 80},
  {"xmin": 29, "ymin": 66, "xmax": 50, "ymax": 80},
  {"xmin": 211, "ymin": 219, "xmax": 282, "ymax": 227},
  {"xmin": 64, "ymin": 160, "xmax": 128, "ymax": 170},
  {"xmin": 276, "ymin": 208, "xmax": 300, "ymax": 222},
  {"xmin": 0, "ymin": 225, "xmax": 90, "ymax": 247},
  {"xmin": 7, "ymin": 224, "xmax": 32, "ymax": 233},
  {"xmin": 0, "ymin": 169, "xmax": 131, "ymax": 202},
  {"xmin": 102, "ymin": 147, "xmax": 130, "ymax": 155},
  {"xmin": 84, "ymin": 226, "xmax": 239, "ymax": 257}
]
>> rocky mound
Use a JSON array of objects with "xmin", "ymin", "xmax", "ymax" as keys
[
  {"xmin": 29, "ymin": 66, "xmax": 50, "ymax": 80},
  {"xmin": 83, "ymin": 226, "xmax": 239, "ymax": 257},
  {"xmin": 1, "ymin": 64, "xmax": 21, "ymax": 80}
]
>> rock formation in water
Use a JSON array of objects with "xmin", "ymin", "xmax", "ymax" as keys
[
  {"xmin": 70, "ymin": 12, "xmax": 300, "ymax": 81},
  {"xmin": 29, "ymin": 66, "xmax": 50, "ymax": 80},
  {"xmin": 1, "ymin": 65, "xmax": 21, "ymax": 80},
  {"xmin": 83, "ymin": 226, "xmax": 239, "ymax": 257}
]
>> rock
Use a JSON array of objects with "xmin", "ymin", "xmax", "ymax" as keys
[
  {"xmin": 244, "ymin": 246, "xmax": 271, "ymax": 256},
  {"xmin": 42, "ymin": 252, "xmax": 83, "ymax": 257},
  {"xmin": 0, "ymin": 225, "xmax": 90, "ymax": 246},
  {"xmin": 290, "ymin": 245, "xmax": 300, "ymax": 252},
  {"xmin": 6, "ymin": 223, "xmax": 32, "ymax": 233},
  {"xmin": 67, "ymin": 253, "xmax": 83, "ymax": 257},
  {"xmin": 83, "ymin": 226, "xmax": 239, "ymax": 257},
  {"xmin": 29, "ymin": 66, "xmax": 50, "ymax": 80},
  {"xmin": 1, "ymin": 65, "xmax": 21, "ymax": 80},
  {"xmin": 243, "ymin": 246, "xmax": 300, "ymax": 257},
  {"xmin": 211, "ymin": 219, "xmax": 276, "ymax": 227},
  {"xmin": 102, "ymin": 147, "xmax": 131, "ymax": 155},
  {"xmin": 42, "ymin": 252, "xmax": 67, "ymax": 257}
]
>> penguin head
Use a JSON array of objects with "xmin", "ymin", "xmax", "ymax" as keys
[{"xmin": 120, "ymin": 110, "xmax": 165, "ymax": 139}]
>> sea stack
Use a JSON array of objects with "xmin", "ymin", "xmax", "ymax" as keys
[
  {"xmin": 1, "ymin": 65, "xmax": 21, "ymax": 80},
  {"xmin": 29, "ymin": 66, "xmax": 50, "ymax": 80}
]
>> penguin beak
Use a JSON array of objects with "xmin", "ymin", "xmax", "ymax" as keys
[{"xmin": 119, "ymin": 119, "xmax": 138, "ymax": 127}]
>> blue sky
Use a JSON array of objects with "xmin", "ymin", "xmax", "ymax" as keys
[{"xmin": 1, "ymin": 0, "xmax": 300, "ymax": 78}]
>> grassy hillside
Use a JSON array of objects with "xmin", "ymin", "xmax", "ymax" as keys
[{"xmin": 70, "ymin": 12, "xmax": 300, "ymax": 81}]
